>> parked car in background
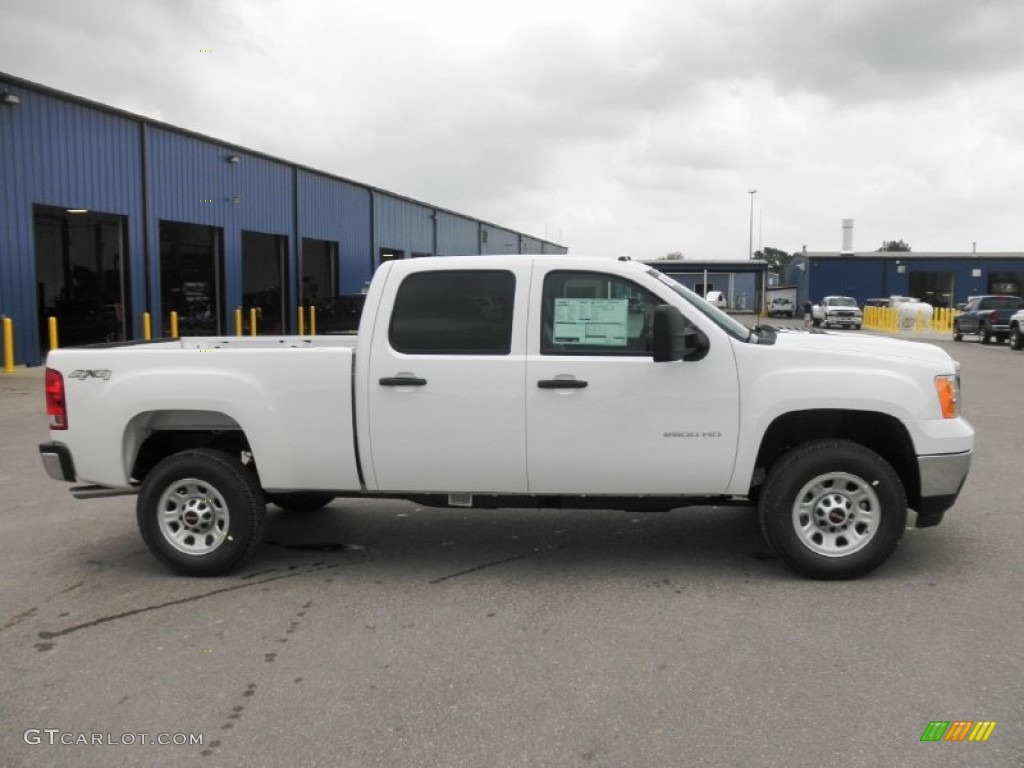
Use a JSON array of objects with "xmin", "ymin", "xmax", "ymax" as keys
[
  {"xmin": 812, "ymin": 296, "xmax": 863, "ymax": 329},
  {"xmin": 953, "ymin": 295, "xmax": 1024, "ymax": 344},
  {"xmin": 1009, "ymin": 308, "xmax": 1024, "ymax": 350},
  {"xmin": 705, "ymin": 290, "xmax": 727, "ymax": 309},
  {"xmin": 768, "ymin": 297, "xmax": 795, "ymax": 317}
]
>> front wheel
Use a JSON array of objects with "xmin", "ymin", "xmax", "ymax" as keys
[
  {"xmin": 953, "ymin": 321, "xmax": 962, "ymax": 342},
  {"xmin": 758, "ymin": 439, "xmax": 907, "ymax": 579},
  {"xmin": 981, "ymin": 324, "xmax": 992, "ymax": 344},
  {"xmin": 1011, "ymin": 326, "xmax": 1023, "ymax": 351},
  {"xmin": 137, "ymin": 448, "xmax": 266, "ymax": 576}
]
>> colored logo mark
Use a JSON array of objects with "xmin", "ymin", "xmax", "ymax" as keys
[{"xmin": 920, "ymin": 720, "xmax": 996, "ymax": 742}]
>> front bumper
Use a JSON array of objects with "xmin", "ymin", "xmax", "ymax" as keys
[
  {"xmin": 915, "ymin": 451, "xmax": 972, "ymax": 527},
  {"xmin": 40, "ymin": 442, "xmax": 76, "ymax": 482}
]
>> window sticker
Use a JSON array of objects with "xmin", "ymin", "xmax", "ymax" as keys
[{"xmin": 553, "ymin": 298, "xmax": 628, "ymax": 347}]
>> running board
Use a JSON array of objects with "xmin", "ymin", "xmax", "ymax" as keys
[{"xmin": 70, "ymin": 485, "xmax": 140, "ymax": 499}]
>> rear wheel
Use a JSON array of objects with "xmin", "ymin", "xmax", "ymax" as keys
[
  {"xmin": 758, "ymin": 439, "xmax": 906, "ymax": 579},
  {"xmin": 137, "ymin": 448, "xmax": 266, "ymax": 576},
  {"xmin": 981, "ymin": 324, "xmax": 992, "ymax": 344},
  {"xmin": 267, "ymin": 491, "xmax": 335, "ymax": 513}
]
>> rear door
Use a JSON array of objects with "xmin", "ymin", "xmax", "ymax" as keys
[
  {"xmin": 525, "ymin": 266, "xmax": 740, "ymax": 495},
  {"xmin": 364, "ymin": 262, "xmax": 530, "ymax": 493}
]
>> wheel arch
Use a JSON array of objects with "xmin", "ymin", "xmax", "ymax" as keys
[
  {"xmin": 125, "ymin": 410, "xmax": 253, "ymax": 484},
  {"xmin": 753, "ymin": 409, "xmax": 920, "ymax": 511}
]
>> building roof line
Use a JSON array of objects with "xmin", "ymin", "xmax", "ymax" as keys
[{"xmin": 0, "ymin": 70, "xmax": 564, "ymax": 249}]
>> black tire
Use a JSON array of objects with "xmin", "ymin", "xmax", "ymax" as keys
[
  {"xmin": 981, "ymin": 324, "xmax": 992, "ymax": 344},
  {"xmin": 137, "ymin": 448, "xmax": 266, "ymax": 576},
  {"xmin": 267, "ymin": 491, "xmax": 335, "ymax": 513},
  {"xmin": 1011, "ymin": 326, "xmax": 1023, "ymax": 351},
  {"xmin": 758, "ymin": 439, "xmax": 907, "ymax": 579},
  {"xmin": 854, "ymin": 324, "xmax": 862, "ymax": 331},
  {"xmin": 953, "ymin": 321, "xmax": 962, "ymax": 342}
]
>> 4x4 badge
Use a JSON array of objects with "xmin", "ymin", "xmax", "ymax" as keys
[{"xmin": 68, "ymin": 369, "xmax": 112, "ymax": 381}]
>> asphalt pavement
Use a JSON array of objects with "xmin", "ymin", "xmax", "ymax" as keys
[{"xmin": 1, "ymin": 332, "xmax": 1021, "ymax": 767}]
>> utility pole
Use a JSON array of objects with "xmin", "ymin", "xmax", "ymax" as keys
[{"xmin": 747, "ymin": 189, "xmax": 757, "ymax": 259}]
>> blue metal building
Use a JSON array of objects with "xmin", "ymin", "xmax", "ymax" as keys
[
  {"xmin": 0, "ymin": 73, "xmax": 566, "ymax": 365},
  {"xmin": 785, "ymin": 251, "xmax": 1024, "ymax": 309},
  {"xmin": 643, "ymin": 259, "xmax": 769, "ymax": 312}
]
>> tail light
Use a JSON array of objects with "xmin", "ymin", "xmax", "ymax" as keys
[
  {"xmin": 45, "ymin": 367, "xmax": 68, "ymax": 430},
  {"xmin": 989, "ymin": 311, "xmax": 999, "ymax": 322}
]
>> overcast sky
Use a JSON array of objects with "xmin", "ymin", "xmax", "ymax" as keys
[{"xmin": 3, "ymin": 0, "xmax": 1024, "ymax": 258}]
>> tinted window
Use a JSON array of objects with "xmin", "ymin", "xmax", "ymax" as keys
[
  {"xmin": 389, "ymin": 270, "xmax": 515, "ymax": 354},
  {"xmin": 541, "ymin": 271, "xmax": 661, "ymax": 355},
  {"xmin": 979, "ymin": 296, "xmax": 1023, "ymax": 310}
]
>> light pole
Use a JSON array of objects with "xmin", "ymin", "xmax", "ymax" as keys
[{"xmin": 747, "ymin": 188, "xmax": 757, "ymax": 260}]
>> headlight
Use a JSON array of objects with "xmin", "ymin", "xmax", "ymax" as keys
[{"xmin": 934, "ymin": 374, "xmax": 959, "ymax": 419}]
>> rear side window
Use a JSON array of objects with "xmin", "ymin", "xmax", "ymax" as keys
[
  {"xmin": 389, "ymin": 270, "xmax": 516, "ymax": 354},
  {"xmin": 980, "ymin": 296, "xmax": 1023, "ymax": 310}
]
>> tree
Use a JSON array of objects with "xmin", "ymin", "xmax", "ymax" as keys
[
  {"xmin": 877, "ymin": 239, "xmax": 911, "ymax": 252},
  {"xmin": 754, "ymin": 247, "xmax": 794, "ymax": 274},
  {"xmin": 658, "ymin": 251, "xmax": 685, "ymax": 260}
]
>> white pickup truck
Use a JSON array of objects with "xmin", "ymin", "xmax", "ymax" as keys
[{"xmin": 40, "ymin": 256, "xmax": 974, "ymax": 579}]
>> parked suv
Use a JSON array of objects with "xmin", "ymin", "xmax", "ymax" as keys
[
  {"xmin": 953, "ymin": 295, "xmax": 1024, "ymax": 344},
  {"xmin": 768, "ymin": 297, "xmax": 795, "ymax": 317}
]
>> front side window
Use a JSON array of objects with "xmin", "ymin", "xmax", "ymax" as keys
[
  {"xmin": 541, "ymin": 271, "xmax": 661, "ymax": 355},
  {"xmin": 389, "ymin": 270, "xmax": 515, "ymax": 354}
]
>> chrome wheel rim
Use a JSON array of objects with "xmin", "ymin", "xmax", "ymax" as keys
[
  {"xmin": 792, "ymin": 472, "xmax": 880, "ymax": 557},
  {"xmin": 157, "ymin": 478, "xmax": 230, "ymax": 556}
]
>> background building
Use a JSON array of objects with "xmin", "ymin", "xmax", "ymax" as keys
[
  {"xmin": 0, "ymin": 73, "xmax": 566, "ymax": 365},
  {"xmin": 643, "ymin": 260, "xmax": 768, "ymax": 313},
  {"xmin": 785, "ymin": 251, "xmax": 1024, "ymax": 309}
]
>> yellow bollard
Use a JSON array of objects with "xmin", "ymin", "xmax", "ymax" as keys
[
  {"xmin": 235, "ymin": 308, "xmax": 243, "ymax": 337},
  {"xmin": 914, "ymin": 311, "xmax": 923, "ymax": 335},
  {"xmin": 169, "ymin": 311, "xmax": 179, "ymax": 338},
  {"xmin": 298, "ymin": 306, "xmax": 305, "ymax": 336},
  {"xmin": 143, "ymin": 312, "xmax": 152, "ymax": 340},
  {"xmin": 48, "ymin": 316, "xmax": 59, "ymax": 350},
  {"xmin": 309, "ymin": 305, "xmax": 316, "ymax": 336},
  {"xmin": 3, "ymin": 317, "xmax": 13, "ymax": 372},
  {"xmin": 250, "ymin": 308, "xmax": 257, "ymax": 336}
]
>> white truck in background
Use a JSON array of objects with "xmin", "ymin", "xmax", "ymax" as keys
[{"xmin": 40, "ymin": 256, "xmax": 973, "ymax": 580}]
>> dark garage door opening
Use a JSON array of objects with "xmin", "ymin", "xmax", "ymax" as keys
[
  {"xmin": 242, "ymin": 231, "xmax": 289, "ymax": 334},
  {"xmin": 34, "ymin": 205, "xmax": 130, "ymax": 350},
  {"xmin": 160, "ymin": 221, "xmax": 225, "ymax": 336}
]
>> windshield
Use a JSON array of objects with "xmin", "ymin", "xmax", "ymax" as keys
[
  {"xmin": 827, "ymin": 297, "xmax": 858, "ymax": 307},
  {"xmin": 646, "ymin": 269, "xmax": 753, "ymax": 342}
]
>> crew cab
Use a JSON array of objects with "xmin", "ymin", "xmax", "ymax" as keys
[
  {"xmin": 812, "ymin": 296, "xmax": 863, "ymax": 329},
  {"xmin": 40, "ymin": 256, "xmax": 974, "ymax": 580},
  {"xmin": 953, "ymin": 294, "xmax": 1024, "ymax": 344}
]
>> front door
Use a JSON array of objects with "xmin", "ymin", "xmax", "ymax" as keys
[
  {"xmin": 365, "ymin": 263, "xmax": 531, "ymax": 493},
  {"xmin": 526, "ymin": 268, "xmax": 740, "ymax": 495}
]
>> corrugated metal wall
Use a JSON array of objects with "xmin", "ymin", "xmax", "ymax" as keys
[
  {"xmin": 374, "ymin": 194, "xmax": 434, "ymax": 257},
  {"xmin": 0, "ymin": 80, "xmax": 145, "ymax": 361},
  {"xmin": 436, "ymin": 212, "xmax": 480, "ymax": 255},
  {"xmin": 481, "ymin": 225, "xmax": 520, "ymax": 255},
  {"xmin": 0, "ymin": 73, "xmax": 565, "ymax": 365}
]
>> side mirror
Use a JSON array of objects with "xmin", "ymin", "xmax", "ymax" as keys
[{"xmin": 652, "ymin": 305, "xmax": 709, "ymax": 362}]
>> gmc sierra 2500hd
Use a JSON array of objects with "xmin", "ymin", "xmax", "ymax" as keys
[{"xmin": 40, "ymin": 256, "xmax": 974, "ymax": 579}]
